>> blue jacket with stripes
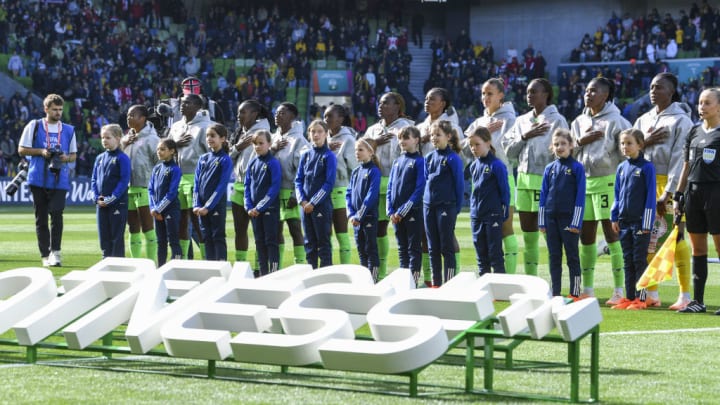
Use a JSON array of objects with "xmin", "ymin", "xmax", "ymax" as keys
[
  {"xmin": 539, "ymin": 156, "xmax": 586, "ymax": 230},
  {"xmin": 611, "ymin": 152, "xmax": 656, "ymax": 231}
]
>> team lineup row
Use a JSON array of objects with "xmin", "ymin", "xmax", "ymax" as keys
[{"xmin": 16, "ymin": 72, "xmax": 720, "ymax": 313}]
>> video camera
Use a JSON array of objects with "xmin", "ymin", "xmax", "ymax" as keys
[
  {"xmin": 5, "ymin": 159, "xmax": 28, "ymax": 197},
  {"xmin": 148, "ymin": 101, "xmax": 175, "ymax": 137}
]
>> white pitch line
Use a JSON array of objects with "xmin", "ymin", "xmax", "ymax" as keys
[
  {"xmin": 0, "ymin": 363, "xmax": 32, "ymax": 369},
  {"xmin": 602, "ymin": 327, "xmax": 720, "ymax": 336}
]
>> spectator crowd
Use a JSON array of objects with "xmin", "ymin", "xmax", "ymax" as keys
[{"xmin": 2, "ymin": 1, "xmax": 720, "ymax": 178}]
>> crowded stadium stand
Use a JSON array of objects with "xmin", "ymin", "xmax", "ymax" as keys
[{"xmin": 0, "ymin": 0, "xmax": 719, "ymax": 180}]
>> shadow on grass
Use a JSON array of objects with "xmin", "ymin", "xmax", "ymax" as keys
[{"xmin": 14, "ymin": 355, "xmax": 503, "ymax": 401}]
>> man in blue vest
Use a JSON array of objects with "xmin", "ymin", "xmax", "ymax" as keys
[{"xmin": 18, "ymin": 94, "xmax": 77, "ymax": 267}]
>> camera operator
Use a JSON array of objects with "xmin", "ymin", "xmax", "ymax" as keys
[{"xmin": 18, "ymin": 94, "xmax": 77, "ymax": 267}]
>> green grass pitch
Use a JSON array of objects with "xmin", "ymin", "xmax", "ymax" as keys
[{"xmin": 1, "ymin": 206, "xmax": 719, "ymax": 404}]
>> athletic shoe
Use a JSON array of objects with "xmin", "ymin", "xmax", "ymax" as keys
[
  {"xmin": 626, "ymin": 299, "xmax": 647, "ymax": 310},
  {"xmin": 714, "ymin": 308, "xmax": 720, "ymax": 316},
  {"xmin": 597, "ymin": 238, "xmax": 609, "ymax": 256},
  {"xmin": 566, "ymin": 295, "xmax": 581, "ymax": 302},
  {"xmin": 48, "ymin": 251, "xmax": 62, "ymax": 267},
  {"xmin": 668, "ymin": 295, "xmax": 691, "ymax": 311},
  {"xmin": 645, "ymin": 296, "xmax": 662, "ymax": 308},
  {"xmin": 611, "ymin": 298, "xmax": 634, "ymax": 309},
  {"xmin": 424, "ymin": 281, "xmax": 432, "ymax": 288},
  {"xmin": 605, "ymin": 292, "xmax": 624, "ymax": 306},
  {"xmin": 677, "ymin": 300, "xmax": 706, "ymax": 313},
  {"xmin": 41, "ymin": 257, "xmax": 50, "ymax": 267}
]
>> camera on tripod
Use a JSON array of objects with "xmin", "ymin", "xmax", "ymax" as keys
[
  {"xmin": 5, "ymin": 159, "xmax": 28, "ymax": 197},
  {"xmin": 47, "ymin": 144, "xmax": 63, "ymax": 174}
]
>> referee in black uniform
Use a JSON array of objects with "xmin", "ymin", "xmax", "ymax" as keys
[{"xmin": 675, "ymin": 88, "xmax": 720, "ymax": 314}]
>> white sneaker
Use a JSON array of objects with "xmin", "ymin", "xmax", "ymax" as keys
[
  {"xmin": 605, "ymin": 292, "xmax": 624, "ymax": 306},
  {"xmin": 42, "ymin": 257, "xmax": 50, "ymax": 267},
  {"xmin": 597, "ymin": 239, "xmax": 609, "ymax": 256},
  {"xmin": 48, "ymin": 251, "xmax": 62, "ymax": 267}
]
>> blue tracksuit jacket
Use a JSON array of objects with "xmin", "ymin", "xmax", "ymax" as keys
[
  {"xmin": 346, "ymin": 160, "xmax": 381, "ymax": 221},
  {"xmin": 611, "ymin": 152, "xmax": 656, "ymax": 231},
  {"xmin": 91, "ymin": 148, "xmax": 131, "ymax": 206},
  {"xmin": 193, "ymin": 149, "xmax": 233, "ymax": 210},
  {"xmin": 469, "ymin": 151, "xmax": 510, "ymax": 222},
  {"xmin": 149, "ymin": 159, "xmax": 182, "ymax": 215},
  {"xmin": 387, "ymin": 151, "xmax": 425, "ymax": 218},
  {"xmin": 539, "ymin": 156, "xmax": 586, "ymax": 231},
  {"xmin": 294, "ymin": 143, "xmax": 337, "ymax": 206},
  {"xmin": 423, "ymin": 146, "xmax": 465, "ymax": 212},
  {"xmin": 244, "ymin": 152, "xmax": 281, "ymax": 212}
]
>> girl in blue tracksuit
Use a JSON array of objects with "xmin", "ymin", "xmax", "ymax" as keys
[
  {"xmin": 423, "ymin": 120, "xmax": 465, "ymax": 286},
  {"xmin": 294, "ymin": 120, "xmax": 337, "ymax": 268},
  {"xmin": 92, "ymin": 124, "xmax": 131, "ymax": 258},
  {"xmin": 387, "ymin": 126, "xmax": 426, "ymax": 284},
  {"xmin": 468, "ymin": 126, "xmax": 510, "ymax": 275},
  {"xmin": 149, "ymin": 138, "xmax": 183, "ymax": 266},
  {"xmin": 346, "ymin": 137, "xmax": 381, "ymax": 281},
  {"xmin": 245, "ymin": 130, "xmax": 281, "ymax": 275},
  {"xmin": 193, "ymin": 123, "xmax": 233, "ymax": 261},
  {"xmin": 539, "ymin": 129, "xmax": 586, "ymax": 298},
  {"xmin": 610, "ymin": 128, "xmax": 656, "ymax": 310}
]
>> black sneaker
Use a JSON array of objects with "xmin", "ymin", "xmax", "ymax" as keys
[
  {"xmin": 714, "ymin": 308, "xmax": 720, "ymax": 316},
  {"xmin": 677, "ymin": 300, "xmax": 706, "ymax": 313}
]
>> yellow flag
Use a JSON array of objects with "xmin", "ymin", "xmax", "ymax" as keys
[{"xmin": 637, "ymin": 226, "xmax": 678, "ymax": 290}]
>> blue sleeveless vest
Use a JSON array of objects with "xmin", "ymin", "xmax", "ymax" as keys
[{"xmin": 27, "ymin": 119, "xmax": 76, "ymax": 190}]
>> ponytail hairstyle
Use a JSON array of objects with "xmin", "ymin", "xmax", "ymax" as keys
[
  {"xmin": 101, "ymin": 123, "xmax": 123, "ymax": 140},
  {"xmin": 430, "ymin": 120, "xmax": 461, "ymax": 153},
  {"xmin": 208, "ymin": 123, "xmax": 230, "ymax": 153},
  {"xmin": 484, "ymin": 77, "xmax": 506, "ymax": 94},
  {"xmin": 159, "ymin": 137, "xmax": 179, "ymax": 163},
  {"xmin": 656, "ymin": 72, "xmax": 681, "ymax": 103},
  {"xmin": 470, "ymin": 126, "xmax": 495, "ymax": 155},
  {"xmin": 357, "ymin": 136, "xmax": 381, "ymax": 168},
  {"xmin": 129, "ymin": 104, "xmax": 149, "ymax": 119},
  {"xmin": 326, "ymin": 104, "xmax": 352, "ymax": 127},
  {"xmin": 589, "ymin": 76, "xmax": 615, "ymax": 103},
  {"xmin": 702, "ymin": 87, "xmax": 720, "ymax": 107},
  {"xmin": 620, "ymin": 128, "xmax": 645, "ymax": 149},
  {"xmin": 428, "ymin": 87, "xmax": 455, "ymax": 117},
  {"xmin": 239, "ymin": 99, "xmax": 272, "ymax": 126}
]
